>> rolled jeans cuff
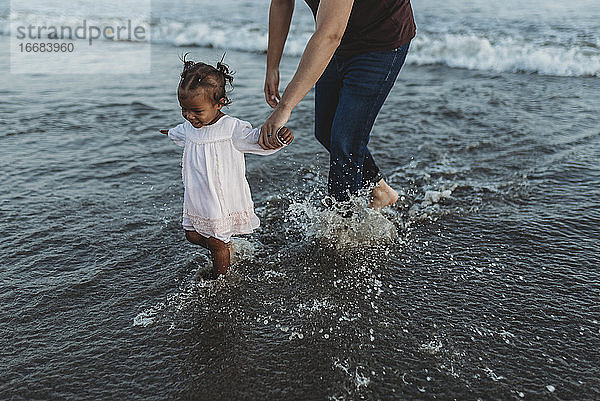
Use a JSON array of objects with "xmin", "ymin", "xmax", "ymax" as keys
[{"xmin": 363, "ymin": 169, "xmax": 384, "ymax": 187}]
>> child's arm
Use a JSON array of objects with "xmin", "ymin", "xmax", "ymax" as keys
[
  {"xmin": 233, "ymin": 120, "xmax": 293, "ymax": 155},
  {"xmin": 159, "ymin": 123, "xmax": 186, "ymax": 147}
]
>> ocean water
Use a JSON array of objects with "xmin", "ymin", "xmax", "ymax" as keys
[{"xmin": 1, "ymin": 0, "xmax": 599, "ymax": 400}]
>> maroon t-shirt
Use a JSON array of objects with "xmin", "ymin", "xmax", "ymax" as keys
[{"xmin": 304, "ymin": 0, "xmax": 416, "ymax": 58}]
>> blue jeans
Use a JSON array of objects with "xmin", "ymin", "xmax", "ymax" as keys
[{"xmin": 314, "ymin": 42, "xmax": 410, "ymax": 202}]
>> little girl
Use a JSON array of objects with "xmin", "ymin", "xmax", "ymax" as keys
[{"xmin": 160, "ymin": 55, "xmax": 293, "ymax": 279}]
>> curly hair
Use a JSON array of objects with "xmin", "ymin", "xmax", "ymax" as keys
[{"xmin": 178, "ymin": 53, "xmax": 234, "ymax": 106}]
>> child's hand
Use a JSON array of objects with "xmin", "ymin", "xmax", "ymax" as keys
[
  {"xmin": 159, "ymin": 130, "xmax": 169, "ymax": 135},
  {"xmin": 276, "ymin": 126, "xmax": 294, "ymax": 147}
]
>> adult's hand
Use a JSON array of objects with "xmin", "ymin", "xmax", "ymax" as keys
[
  {"xmin": 264, "ymin": 68, "xmax": 281, "ymax": 108},
  {"xmin": 258, "ymin": 106, "xmax": 292, "ymax": 149}
]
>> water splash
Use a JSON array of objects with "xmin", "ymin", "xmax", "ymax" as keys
[{"xmin": 287, "ymin": 195, "xmax": 399, "ymax": 251}]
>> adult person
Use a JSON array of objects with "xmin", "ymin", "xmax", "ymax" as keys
[{"xmin": 258, "ymin": 0, "xmax": 415, "ymax": 209}]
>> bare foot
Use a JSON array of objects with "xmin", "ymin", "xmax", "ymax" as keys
[{"xmin": 369, "ymin": 179, "xmax": 399, "ymax": 210}]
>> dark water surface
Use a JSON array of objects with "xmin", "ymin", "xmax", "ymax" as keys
[{"xmin": 1, "ymin": 35, "xmax": 599, "ymax": 400}]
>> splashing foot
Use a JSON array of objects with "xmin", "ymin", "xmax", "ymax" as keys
[{"xmin": 369, "ymin": 179, "xmax": 399, "ymax": 210}]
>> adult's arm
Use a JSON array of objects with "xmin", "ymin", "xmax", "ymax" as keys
[
  {"xmin": 259, "ymin": 0, "xmax": 354, "ymax": 149},
  {"xmin": 265, "ymin": 0, "xmax": 294, "ymax": 108}
]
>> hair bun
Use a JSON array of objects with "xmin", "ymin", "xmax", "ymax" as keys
[
  {"xmin": 180, "ymin": 52, "xmax": 195, "ymax": 77},
  {"xmin": 215, "ymin": 54, "xmax": 234, "ymax": 86}
]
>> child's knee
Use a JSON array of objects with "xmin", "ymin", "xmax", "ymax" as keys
[
  {"xmin": 185, "ymin": 230, "xmax": 207, "ymax": 247},
  {"xmin": 184, "ymin": 230, "xmax": 196, "ymax": 243},
  {"xmin": 205, "ymin": 238, "xmax": 228, "ymax": 254},
  {"xmin": 206, "ymin": 237, "xmax": 225, "ymax": 249}
]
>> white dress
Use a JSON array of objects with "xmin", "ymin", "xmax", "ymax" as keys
[{"xmin": 168, "ymin": 115, "xmax": 279, "ymax": 243}]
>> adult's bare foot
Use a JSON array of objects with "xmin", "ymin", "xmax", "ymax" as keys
[{"xmin": 369, "ymin": 179, "xmax": 399, "ymax": 210}]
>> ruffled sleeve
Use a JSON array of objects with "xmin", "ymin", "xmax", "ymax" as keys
[
  {"xmin": 168, "ymin": 122, "xmax": 187, "ymax": 147},
  {"xmin": 232, "ymin": 119, "xmax": 279, "ymax": 155}
]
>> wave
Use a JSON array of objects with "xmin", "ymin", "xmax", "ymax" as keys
[
  {"xmin": 152, "ymin": 23, "xmax": 600, "ymax": 78},
  {"xmin": 153, "ymin": 22, "xmax": 600, "ymax": 77},
  {"xmin": 2, "ymin": 14, "xmax": 599, "ymax": 77},
  {"xmin": 410, "ymin": 33, "xmax": 600, "ymax": 77}
]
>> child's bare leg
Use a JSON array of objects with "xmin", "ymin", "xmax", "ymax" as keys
[
  {"xmin": 205, "ymin": 237, "xmax": 231, "ymax": 275},
  {"xmin": 185, "ymin": 230, "xmax": 208, "ymax": 247},
  {"xmin": 369, "ymin": 178, "xmax": 399, "ymax": 210},
  {"xmin": 185, "ymin": 230, "xmax": 231, "ymax": 276}
]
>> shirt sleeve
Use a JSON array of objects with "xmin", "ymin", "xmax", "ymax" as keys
[
  {"xmin": 167, "ymin": 123, "xmax": 187, "ymax": 147},
  {"xmin": 232, "ymin": 119, "xmax": 280, "ymax": 155}
]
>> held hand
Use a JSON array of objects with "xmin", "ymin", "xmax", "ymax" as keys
[
  {"xmin": 264, "ymin": 69, "xmax": 281, "ymax": 108},
  {"xmin": 259, "ymin": 106, "xmax": 292, "ymax": 150},
  {"xmin": 159, "ymin": 130, "xmax": 169, "ymax": 135},
  {"xmin": 276, "ymin": 126, "xmax": 294, "ymax": 146}
]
